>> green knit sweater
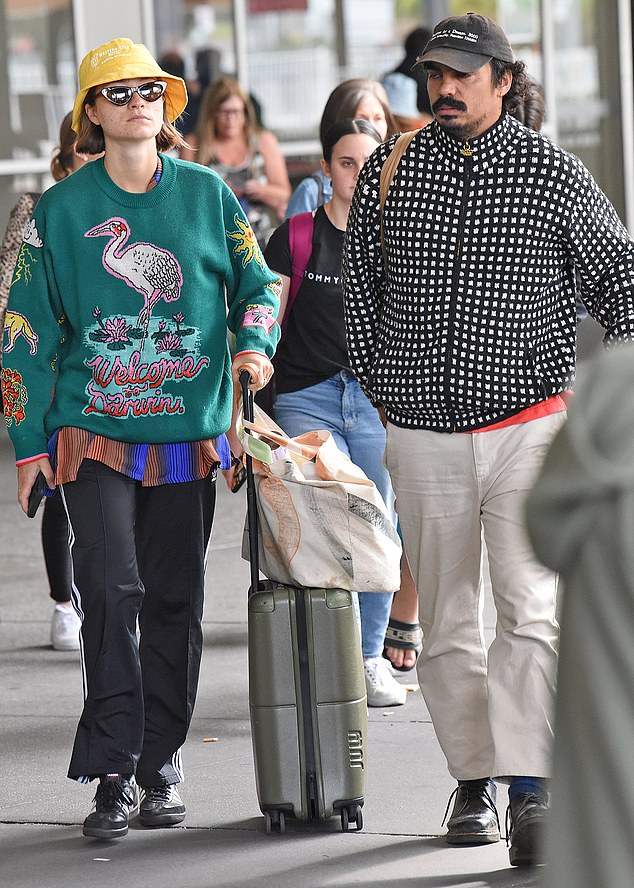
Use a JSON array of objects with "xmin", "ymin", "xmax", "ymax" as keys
[{"xmin": 1, "ymin": 154, "xmax": 281, "ymax": 462}]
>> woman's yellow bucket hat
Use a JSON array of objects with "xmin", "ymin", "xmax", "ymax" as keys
[{"xmin": 72, "ymin": 38, "xmax": 187, "ymax": 132}]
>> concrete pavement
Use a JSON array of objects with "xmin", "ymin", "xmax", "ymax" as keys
[{"xmin": 0, "ymin": 425, "xmax": 544, "ymax": 888}]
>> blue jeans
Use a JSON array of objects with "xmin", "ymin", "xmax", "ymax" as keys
[{"xmin": 274, "ymin": 371, "xmax": 395, "ymax": 658}]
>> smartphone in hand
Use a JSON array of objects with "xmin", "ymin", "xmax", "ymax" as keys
[{"xmin": 27, "ymin": 471, "xmax": 51, "ymax": 518}]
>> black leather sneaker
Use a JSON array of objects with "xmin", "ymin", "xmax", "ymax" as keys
[
  {"xmin": 444, "ymin": 778, "xmax": 500, "ymax": 845},
  {"xmin": 139, "ymin": 784, "xmax": 186, "ymax": 827},
  {"xmin": 507, "ymin": 792, "xmax": 548, "ymax": 866},
  {"xmin": 82, "ymin": 775, "xmax": 139, "ymax": 839}
]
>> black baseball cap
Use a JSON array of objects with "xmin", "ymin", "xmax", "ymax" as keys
[{"xmin": 420, "ymin": 13, "xmax": 515, "ymax": 73}]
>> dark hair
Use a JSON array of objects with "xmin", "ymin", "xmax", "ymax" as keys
[
  {"xmin": 404, "ymin": 27, "xmax": 432, "ymax": 61},
  {"xmin": 319, "ymin": 79, "xmax": 398, "ymax": 146},
  {"xmin": 158, "ymin": 51, "xmax": 185, "ymax": 80},
  {"xmin": 490, "ymin": 58, "xmax": 530, "ymax": 116},
  {"xmin": 75, "ymin": 86, "xmax": 188, "ymax": 154},
  {"xmin": 50, "ymin": 112, "xmax": 77, "ymax": 181},
  {"xmin": 507, "ymin": 74, "xmax": 545, "ymax": 132},
  {"xmin": 321, "ymin": 117, "xmax": 382, "ymax": 163}
]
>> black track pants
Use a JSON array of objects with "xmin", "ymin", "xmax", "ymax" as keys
[
  {"xmin": 60, "ymin": 459, "xmax": 216, "ymax": 786},
  {"xmin": 41, "ymin": 491, "xmax": 71, "ymax": 603}
]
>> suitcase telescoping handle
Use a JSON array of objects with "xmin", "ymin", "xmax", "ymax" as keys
[{"xmin": 239, "ymin": 369, "xmax": 262, "ymax": 596}]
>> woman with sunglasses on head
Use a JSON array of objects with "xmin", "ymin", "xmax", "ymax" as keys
[
  {"xmin": 181, "ymin": 76, "xmax": 291, "ymax": 248},
  {"xmin": 1, "ymin": 38, "xmax": 279, "ymax": 840}
]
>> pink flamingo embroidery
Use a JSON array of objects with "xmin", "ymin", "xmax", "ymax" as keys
[{"xmin": 85, "ymin": 217, "xmax": 182, "ymax": 329}]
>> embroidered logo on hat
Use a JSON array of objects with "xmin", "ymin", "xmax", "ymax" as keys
[
  {"xmin": 89, "ymin": 42, "xmax": 133, "ymax": 69},
  {"xmin": 421, "ymin": 13, "xmax": 514, "ymax": 73},
  {"xmin": 432, "ymin": 27, "xmax": 483, "ymax": 47}
]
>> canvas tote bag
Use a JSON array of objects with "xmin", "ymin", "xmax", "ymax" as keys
[{"xmin": 237, "ymin": 404, "xmax": 402, "ymax": 592}]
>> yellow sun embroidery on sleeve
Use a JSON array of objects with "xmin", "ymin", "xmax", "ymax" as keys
[{"xmin": 228, "ymin": 215, "xmax": 264, "ymax": 268}]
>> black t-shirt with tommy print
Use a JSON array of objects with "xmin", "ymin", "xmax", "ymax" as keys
[{"xmin": 264, "ymin": 206, "xmax": 351, "ymax": 395}]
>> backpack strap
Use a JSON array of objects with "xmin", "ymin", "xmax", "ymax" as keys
[
  {"xmin": 379, "ymin": 130, "xmax": 419, "ymax": 268},
  {"xmin": 283, "ymin": 211, "xmax": 315, "ymax": 334},
  {"xmin": 311, "ymin": 172, "xmax": 325, "ymax": 208}
]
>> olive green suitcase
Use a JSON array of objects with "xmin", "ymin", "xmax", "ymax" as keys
[{"xmin": 240, "ymin": 373, "xmax": 367, "ymax": 834}]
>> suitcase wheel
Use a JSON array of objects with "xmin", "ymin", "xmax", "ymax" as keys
[
  {"xmin": 340, "ymin": 804, "xmax": 363, "ymax": 832},
  {"xmin": 264, "ymin": 810, "xmax": 286, "ymax": 835}
]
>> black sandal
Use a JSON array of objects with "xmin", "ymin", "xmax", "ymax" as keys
[{"xmin": 382, "ymin": 618, "xmax": 423, "ymax": 672}]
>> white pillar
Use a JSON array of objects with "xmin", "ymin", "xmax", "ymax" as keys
[
  {"xmin": 232, "ymin": 0, "xmax": 249, "ymax": 92},
  {"xmin": 72, "ymin": 0, "xmax": 155, "ymax": 65},
  {"xmin": 618, "ymin": 0, "xmax": 634, "ymax": 234},
  {"xmin": 539, "ymin": 0, "xmax": 558, "ymax": 142}
]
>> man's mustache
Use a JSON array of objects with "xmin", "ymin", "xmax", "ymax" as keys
[{"xmin": 432, "ymin": 96, "xmax": 467, "ymax": 113}]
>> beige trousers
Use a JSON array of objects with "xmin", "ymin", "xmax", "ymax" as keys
[{"xmin": 385, "ymin": 414, "xmax": 565, "ymax": 779}]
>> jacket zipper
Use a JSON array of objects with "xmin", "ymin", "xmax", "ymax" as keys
[{"xmin": 444, "ymin": 141, "xmax": 473, "ymax": 431}]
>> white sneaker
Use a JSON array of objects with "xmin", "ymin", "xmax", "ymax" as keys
[
  {"xmin": 364, "ymin": 656, "xmax": 407, "ymax": 707},
  {"xmin": 50, "ymin": 604, "xmax": 81, "ymax": 651},
  {"xmin": 139, "ymin": 784, "xmax": 186, "ymax": 827}
]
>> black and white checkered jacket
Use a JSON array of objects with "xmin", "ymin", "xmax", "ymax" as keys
[{"xmin": 343, "ymin": 113, "xmax": 634, "ymax": 431}]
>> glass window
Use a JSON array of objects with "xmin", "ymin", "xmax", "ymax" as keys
[
  {"xmin": 0, "ymin": 1, "xmax": 76, "ymax": 224},
  {"xmin": 154, "ymin": 0, "xmax": 404, "ymax": 142},
  {"xmin": 552, "ymin": 0, "xmax": 625, "ymax": 219}
]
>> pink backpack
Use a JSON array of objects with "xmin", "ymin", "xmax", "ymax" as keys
[
  {"xmin": 281, "ymin": 211, "xmax": 315, "ymax": 334},
  {"xmin": 257, "ymin": 211, "xmax": 315, "ymax": 412}
]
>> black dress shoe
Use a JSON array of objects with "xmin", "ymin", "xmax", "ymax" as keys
[
  {"xmin": 83, "ymin": 775, "xmax": 139, "ymax": 839},
  {"xmin": 507, "ymin": 792, "xmax": 548, "ymax": 867},
  {"xmin": 444, "ymin": 778, "xmax": 500, "ymax": 845}
]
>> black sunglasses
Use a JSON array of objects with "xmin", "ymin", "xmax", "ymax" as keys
[{"xmin": 100, "ymin": 80, "xmax": 167, "ymax": 107}]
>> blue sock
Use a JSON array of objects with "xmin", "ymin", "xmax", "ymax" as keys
[{"xmin": 509, "ymin": 776, "xmax": 547, "ymax": 800}]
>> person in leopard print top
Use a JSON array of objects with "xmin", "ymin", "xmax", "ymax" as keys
[{"xmin": 0, "ymin": 193, "xmax": 37, "ymax": 340}]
